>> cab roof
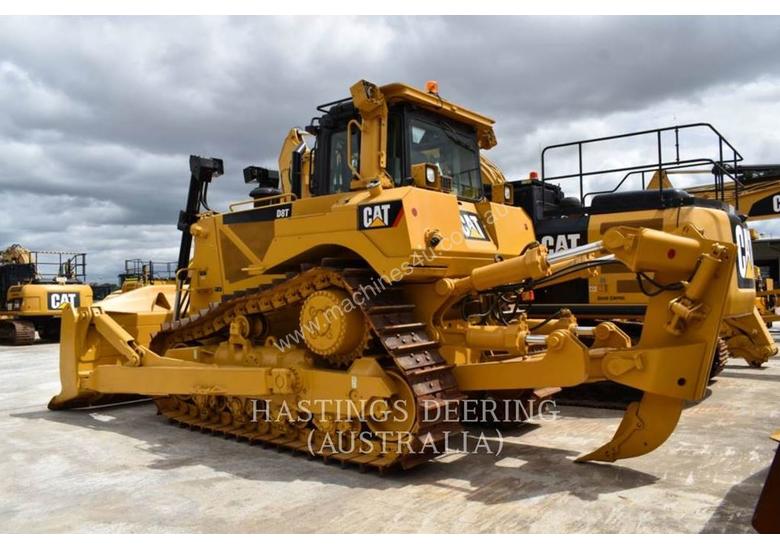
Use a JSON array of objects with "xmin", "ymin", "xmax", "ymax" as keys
[{"xmin": 379, "ymin": 82, "xmax": 497, "ymax": 150}]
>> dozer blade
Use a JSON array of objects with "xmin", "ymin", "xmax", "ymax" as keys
[
  {"xmin": 49, "ymin": 285, "xmax": 176, "ymax": 410},
  {"xmin": 48, "ymin": 391, "xmax": 143, "ymax": 410},
  {"xmin": 575, "ymin": 392, "xmax": 683, "ymax": 463},
  {"xmin": 48, "ymin": 303, "xmax": 148, "ymax": 410}
]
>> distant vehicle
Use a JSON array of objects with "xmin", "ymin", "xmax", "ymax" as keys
[
  {"xmin": 0, "ymin": 244, "xmax": 93, "ymax": 344},
  {"xmin": 115, "ymin": 259, "xmax": 177, "ymax": 293}
]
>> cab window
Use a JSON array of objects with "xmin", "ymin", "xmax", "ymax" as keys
[
  {"xmin": 328, "ymin": 128, "xmax": 360, "ymax": 193},
  {"xmin": 408, "ymin": 117, "xmax": 481, "ymax": 200},
  {"xmin": 387, "ymin": 111, "xmax": 404, "ymax": 184}
]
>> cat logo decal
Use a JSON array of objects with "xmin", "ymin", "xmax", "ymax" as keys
[{"xmin": 358, "ymin": 201, "xmax": 404, "ymax": 230}]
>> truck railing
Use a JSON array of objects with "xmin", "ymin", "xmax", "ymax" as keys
[
  {"xmin": 540, "ymin": 123, "xmax": 744, "ymax": 209},
  {"xmin": 28, "ymin": 251, "xmax": 87, "ymax": 282},
  {"xmin": 580, "ymin": 159, "xmax": 745, "ymax": 205},
  {"xmin": 121, "ymin": 259, "xmax": 178, "ymax": 282}
]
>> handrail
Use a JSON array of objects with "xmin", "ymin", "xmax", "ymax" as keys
[
  {"xmin": 541, "ymin": 123, "xmax": 742, "ymax": 167},
  {"xmin": 121, "ymin": 259, "xmax": 177, "ymax": 281},
  {"xmin": 228, "ymin": 192, "xmax": 298, "ymax": 212},
  {"xmin": 28, "ymin": 250, "xmax": 85, "ymax": 255},
  {"xmin": 539, "ymin": 123, "xmax": 744, "ymax": 210},
  {"xmin": 581, "ymin": 159, "xmax": 744, "ymax": 204},
  {"xmin": 173, "ymin": 267, "xmax": 194, "ymax": 321},
  {"xmin": 28, "ymin": 250, "xmax": 87, "ymax": 282}
]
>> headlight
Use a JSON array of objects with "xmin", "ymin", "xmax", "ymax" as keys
[
  {"xmin": 504, "ymin": 185, "xmax": 512, "ymax": 201},
  {"xmin": 426, "ymin": 166, "xmax": 436, "ymax": 184}
]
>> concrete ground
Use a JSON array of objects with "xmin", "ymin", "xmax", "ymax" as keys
[{"xmin": 1, "ymin": 334, "xmax": 778, "ymax": 533}]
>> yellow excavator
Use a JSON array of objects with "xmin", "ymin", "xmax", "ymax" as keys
[
  {"xmin": 680, "ymin": 164, "xmax": 780, "ymax": 221},
  {"xmin": 508, "ymin": 125, "xmax": 777, "ymax": 369},
  {"xmin": 50, "ymin": 81, "xmax": 756, "ymax": 471},
  {"xmin": 1, "ymin": 245, "xmax": 93, "ymax": 344}
]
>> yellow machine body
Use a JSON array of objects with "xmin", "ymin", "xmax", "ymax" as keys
[
  {"xmin": 530, "ymin": 168, "xmax": 777, "ymax": 368},
  {"xmin": 1, "ymin": 245, "xmax": 93, "ymax": 345},
  {"xmin": 665, "ymin": 171, "xmax": 780, "ymax": 332},
  {"xmin": 50, "ymin": 81, "xmax": 754, "ymax": 471},
  {"xmin": 111, "ymin": 259, "xmax": 178, "ymax": 295},
  {"xmin": 1, "ymin": 282, "xmax": 94, "ymax": 344},
  {"xmin": 6, "ymin": 282, "xmax": 93, "ymax": 317},
  {"xmin": 582, "ymin": 206, "xmax": 753, "ymax": 314},
  {"xmin": 673, "ymin": 174, "xmax": 780, "ymax": 222},
  {"xmin": 590, "ymin": 206, "xmax": 774, "ymax": 368}
]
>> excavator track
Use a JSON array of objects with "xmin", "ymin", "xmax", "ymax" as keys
[
  {"xmin": 150, "ymin": 260, "xmax": 463, "ymax": 472},
  {"xmin": 0, "ymin": 319, "xmax": 35, "ymax": 345}
]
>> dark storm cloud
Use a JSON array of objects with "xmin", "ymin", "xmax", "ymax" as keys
[
  {"xmin": 405, "ymin": 17, "xmax": 780, "ymax": 117},
  {"xmin": 2, "ymin": 15, "xmax": 780, "ymax": 280}
]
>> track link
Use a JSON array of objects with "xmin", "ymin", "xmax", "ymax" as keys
[
  {"xmin": 151, "ymin": 260, "xmax": 463, "ymax": 472},
  {"xmin": 0, "ymin": 319, "xmax": 35, "ymax": 345},
  {"xmin": 709, "ymin": 337, "xmax": 729, "ymax": 380}
]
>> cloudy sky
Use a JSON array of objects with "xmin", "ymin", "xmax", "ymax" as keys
[{"xmin": 2, "ymin": 16, "xmax": 780, "ymax": 282}]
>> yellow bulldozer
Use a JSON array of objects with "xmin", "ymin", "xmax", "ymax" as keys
[
  {"xmin": 50, "ymin": 80, "xmax": 757, "ymax": 471},
  {"xmin": 1, "ymin": 245, "xmax": 93, "ymax": 344},
  {"xmin": 512, "ymin": 125, "xmax": 777, "ymax": 369},
  {"xmin": 88, "ymin": 259, "xmax": 177, "ymax": 303},
  {"xmin": 115, "ymin": 259, "xmax": 177, "ymax": 293}
]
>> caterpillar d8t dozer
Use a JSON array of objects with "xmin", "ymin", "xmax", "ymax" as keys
[
  {"xmin": 504, "ymin": 124, "xmax": 776, "ymax": 370},
  {"xmin": 1, "ymin": 245, "xmax": 93, "ymax": 344},
  {"xmin": 50, "ymin": 81, "xmax": 755, "ymax": 471}
]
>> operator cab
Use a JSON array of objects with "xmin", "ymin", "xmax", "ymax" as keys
[
  {"xmin": 306, "ymin": 99, "xmax": 483, "ymax": 201},
  {"xmin": 0, "ymin": 263, "xmax": 35, "ymax": 310}
]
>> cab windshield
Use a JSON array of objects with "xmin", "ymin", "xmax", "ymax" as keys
[{"xmin": 408, "ymin": 117, "xmax": 482, "ymax": 200}]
